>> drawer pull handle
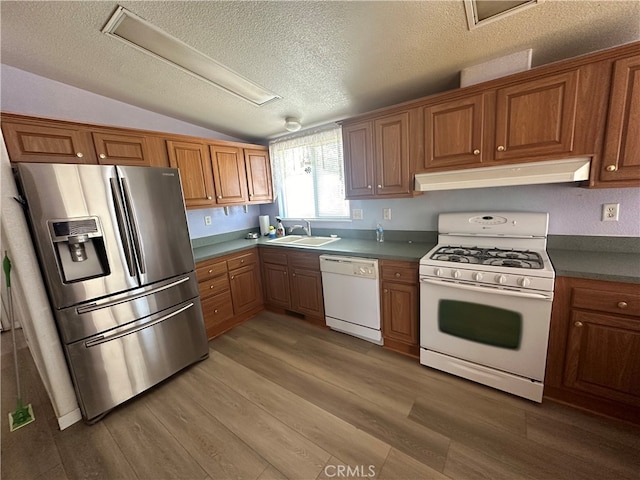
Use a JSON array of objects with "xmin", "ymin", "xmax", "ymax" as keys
[
  {"xmin": 473, "ymin": 149, "xmax": 480, "ymax": 155},
  {"xmin": 395, "ymin": 272, "xmax": 401, "ymax": 278},
  {"xmin": 497, "ymin": 145, "xmax": 505, "ymax": 152},
  {"xmin": 214, "ymin": 309, "xmax": 218, "ymax": 313},
  {"xmin": 76, "ymin": 152, "xmax": 84, "ymax": 158},
  {"xmin": 617, "ymin": 301, "xmax": 628, "ymax": 309},
  {"xmin": 605, "ymin": 165, "xmax": 617, "ymax": 172},
  {"xmin": 209, "ymin": 285, "xmax": 214, "ymax": 289},
  {"xmin": 207, "ymin": 196, "xmax": 212, "ymax": 200},
  {"xmin": 383, "ymin": 289, "xmax": 388, "ymax": 293},
  {"xmin": 208, "ymin": 269, "xmax": 213, "ymax": 273},
  {"xmin": 574, "ymin": 321, "xmax": 583, "ymax": 328}
]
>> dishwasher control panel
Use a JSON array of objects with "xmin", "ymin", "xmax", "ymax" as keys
[{"xmin": 319, "ymin": 255, "xmax": 379, "ymax": 279}]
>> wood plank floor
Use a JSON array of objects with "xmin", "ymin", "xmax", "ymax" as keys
[{"xmin": 2, "ymin": 311, "xmax": 639, "ymax": 480}]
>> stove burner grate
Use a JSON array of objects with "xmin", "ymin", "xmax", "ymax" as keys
[{"xmin": 430, "ymin": 246, "xmax": 544, "ymax": 269}]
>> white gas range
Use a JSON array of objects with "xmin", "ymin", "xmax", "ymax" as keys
[{"xmin": 419, "ymin": 212, "xmax": 555, "ymax": 402}]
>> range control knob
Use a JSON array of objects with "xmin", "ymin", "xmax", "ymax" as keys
[
  {"xmin": 518, "ymin": 277, "xmax": 531, "ymax": 287},
  {"xmin": 452, "ymin": 269, "xmax": 461, "ymax": 279},
  {"xmin": 495, "ymin": 274, "xmax": 507, "ymax": 284},
  {"xmin": 434, "ymin": 268, "xmax": 443, "ymax": 277},
  {"xmin": 472, "ymin": 272, "xmax": 484, "ymax": 281}
]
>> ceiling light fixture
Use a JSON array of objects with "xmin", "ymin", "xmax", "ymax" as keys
[
  {"xmin": 102, "ymin": 6, "xmax": 281, "ymax": 106},
  {"xmin": 284, "ymin": 117, "xmax": 302, "ymax": 132}
]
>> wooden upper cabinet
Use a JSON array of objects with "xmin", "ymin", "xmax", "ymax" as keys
[
  {"xmin": 423, "ymin": 93, "xmax": 486, "ymax": 168},
  {"xmin": 598, "ymin": 54, "xmax": 640, "ymax": 186},
  {"xmin": 374, "ymin": 111, "xmax": 412, "ymax": 196},
  {"xmin": 210, "ymin": 145, "xmax": 249, "ymax": 205},
  {"xmin": 2, "ymin": 121, "xmax": 96, "ymax": 164},
  {"xmin": 92, "ymin": 132, "xmax": 151, "ymax": 166},
  {"xmin": 166, "ymin": 139, "xmax": 215, "ymax": 208},
  {"xmin": 244, "ymin": 148, "xmax": 273, "ymax": 204},
  {"xmin": 343, "ymin": 110, "xmax": 413, "ymax": 199},
  {"xmin": 494, "ymin": 70, "xmax": 579, "ymax": 161},
  {"xmin": 343, "ymin": 121, "xmax": 375, "ymax": 198}
]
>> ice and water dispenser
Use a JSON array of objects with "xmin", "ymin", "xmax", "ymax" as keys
[{"xmin": 48, "ymin": 217, "xmax": 109, "ymax": 282}]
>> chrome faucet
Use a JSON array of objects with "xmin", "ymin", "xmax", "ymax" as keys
[{"xmin": 288, "ymin": 219, "xmax": 312, "ymax": 236}]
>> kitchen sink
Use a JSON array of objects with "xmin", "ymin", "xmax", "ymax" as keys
[
  {"xmin": 266, "ymin": 235, "xmax": 304, "ymax": 244},
  {"xmin": 267, "ymin": 235, "xmax": 340, "ymax": 247}
]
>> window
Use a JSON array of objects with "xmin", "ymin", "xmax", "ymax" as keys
[{"xmin": 269, "ymin": 126, "xmax": 349, "ymax": 219}]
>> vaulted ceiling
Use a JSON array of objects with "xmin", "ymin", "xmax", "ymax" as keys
[{"xmin": 1, "ymin": 1, "xmax": 639, "ymax": 142}]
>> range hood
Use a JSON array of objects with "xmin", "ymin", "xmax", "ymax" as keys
[{"xmin": 414, "ymin": 158, "xmax": 591, "ymax": 191}]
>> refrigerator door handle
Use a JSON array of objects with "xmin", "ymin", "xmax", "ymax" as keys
[
  {"xmin": 76, "ymin": 276, "xmax": 191, "ymax": 314},
  {"xmin": 121, "ymin": 177, "xmax": 146, "ymax": 274},
  {"xmin": 85, "ymin": 302, "xmax": 194, "ymax": 348},
  {"xmin": 110, "ymin": 177, "xmax": 136, "ymax": 277}
]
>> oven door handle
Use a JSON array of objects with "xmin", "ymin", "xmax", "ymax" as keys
[{"xmin": 420, "ymin": 278, "xmax": 552, "ymax": 301}]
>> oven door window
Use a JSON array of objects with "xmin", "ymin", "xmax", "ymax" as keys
[{"xmin": 438, "ymin": 299, "xmax": 522, "ymax": 349}]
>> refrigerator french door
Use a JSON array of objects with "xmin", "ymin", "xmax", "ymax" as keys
[{"xmin": 16, "ymin": 163, "xmax": 208, "ymax": 422}]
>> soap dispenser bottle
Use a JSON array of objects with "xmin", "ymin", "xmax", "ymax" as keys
[{"xmin": 275, "ymin": 217, "xmax": 286, "ymax": 237}]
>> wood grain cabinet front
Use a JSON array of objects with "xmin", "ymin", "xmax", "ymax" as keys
[
  {"xmin": 260, "ymin": 247, "xmax": 324, "ymax": 324},
  {"xmin": 545, "ymin": 277, "xmax": 640, "ymax": 425},
  {"xmin": 380, "ymin": 260, "xmax": 419, "ymax": 358},
  {"xmin": 343, "ymin": 110, "xmax": 416, "ymax": 199},
  {"xmin": 2, "ymin": 119, "xmax": 97, "ymax": 164},
  {"xmin": 597, "ymin": 53, "xmax": 640, "ymax": 187},
  {"xmin": 92, "ymin": 131, "xmax": 152, "ymax": 166},
  {"xmin": 195, "ymin": 249, "xmax": 263, "ymax": 339}
]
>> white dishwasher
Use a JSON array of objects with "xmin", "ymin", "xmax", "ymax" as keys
[{"xmin": 319, "ymin": 255, "xmax": 382, "ymax": 345}]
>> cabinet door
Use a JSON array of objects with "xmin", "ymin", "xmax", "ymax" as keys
[
  {"xmin": 229, "ymin": 264, "xmax": 263, "ymax": 314},
  {"xmin": 290, "ymin": 268, "xmax": 324, "ymax": 318},
  {"xmin": 423, "ymin": 93, "xmax": 485, "ymax": 168},
  {"xmin": 381, "ymin": 281, "xmax": 418, "ymax": 345},
  {"xmin": 166, "ymin": 140, "xmax": 215, "ymax": 208},
  {"xmin": 599, "ymin": 54, "xmax": 640, "ymax": 185},
  {"xmin": 210, "ymin": 145, "xmax": 248, "ymax": 205},
  {"xmin": 343, "ymin": 121, "xmax": 375, "ymax": 198},
  {"xmin": 2, "ymin": 121, "xmax": 96, "ymax": 164},
  {"xmin": 201, "ymin": 291, "xmax": 234, "ymax": 339},
  {"xmin": 244, "ymin": 148, "xmax": 273, "ymax": 203},
  {"xmin": 374, "ymin": 112, "xmax": 411, "ymax": 196},
  {"xmin": 564, "ymin": 310, "xmax": 640, "ymax": 407},
  {"xmin": 263, "ymin": 263, "xmax": 291, "ymax": 309},
  {"xmin": 92, "ymin": 132, "xmax": 151, "ymax": 166},
  {"xmin": 494, "ymin": 71, "xmax": 579, "ymax": 161}
]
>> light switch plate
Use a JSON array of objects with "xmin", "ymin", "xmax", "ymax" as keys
[
  {"xmin": 352, "ymin": 209, "xmax": 363, "ymax": 220},
  {"xmin": 383, "ymin": 208, "xmax": 391, "ymax": 220},
  {"xmin": 204, "ymin": 215, "xmax": 212, "ymax": 226}
]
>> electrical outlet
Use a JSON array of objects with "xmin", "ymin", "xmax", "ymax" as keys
[
  {"xmin": 204, "ymin": 215, "xmax": 212, "ymax": 226},
  {"xmin": 602, "ymin": 203, "xmax": 620, "ymax": 222},
  {"xmin": 352, "ymin": 209, "xmax": 363, "ymax": 220},
  {"xmin": 383, "ymin": 208, "xmax": 391, "ymax": 220}
]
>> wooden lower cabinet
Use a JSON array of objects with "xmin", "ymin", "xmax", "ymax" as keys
[
  {"xmin": 195, "ymin": 248, "xmax": 263, "ymax": 339},
  {"xmin": 261, "ymin": 247, "xmax": 324, "ymax": 324},
  {"xmin": 380, "ymin": 260, "xmax": 419, "ymax": 357},
  {"xmin": 545, "ymin": 276, "xmax": 640, "ymax": 424}
]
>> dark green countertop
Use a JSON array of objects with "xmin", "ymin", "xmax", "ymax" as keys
[
  {"xmin": 192, "ymin": 232, "xmax": 639, "ymax": 284},
  {"xmin": 192, "ymin": 236, "xmax": 435, "ymax": 263},
  {"xmin": 548, "ymin": 249, "xmax": 640, "ymax": 284}
]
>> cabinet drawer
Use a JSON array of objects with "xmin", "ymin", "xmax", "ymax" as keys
[
  {"xmin": 381, "ymin": 262, "xmax": 417, "ymax": 284},
  {"xmin": 261, "ymin": 248, "xmax": 288, "ymax": 265},
  {"xmin": 288, "ymin": 251, "xmax": 320, "ymax": 270},
  {"xmin": 196, "ymin": 259, "xmax": 228, "ymax": 282},
  {"xmin": 227, "ymin": 251, "xmax": 257, "ymax": 271},
  {"xmin": 198, "ymin": 274, "xmax": 230, "ymax": 299},
  {"xmin": 201, "ymin": 291, "xmax": 234, "ymax": 328},
  {"xmin": 572, "ymin": 287, "xmax": 640, "ymax": 317}
]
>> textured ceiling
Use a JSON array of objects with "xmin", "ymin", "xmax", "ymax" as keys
[{"xmin": 1, "ymin": 1, "xmax": 639, "ymax": 143}]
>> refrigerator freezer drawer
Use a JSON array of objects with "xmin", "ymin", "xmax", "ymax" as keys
[
  {"xmin": 66, "ymin": 299, "xmax": 208, "ymax": 421},
  {"xmin": 57, "ymin": 273, "xmax": 200, "ymax": 343}
]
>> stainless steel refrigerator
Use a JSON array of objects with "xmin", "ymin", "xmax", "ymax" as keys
[{"xmin": 16, "ymin": 163, "xmax": 208, "ymax": 422}]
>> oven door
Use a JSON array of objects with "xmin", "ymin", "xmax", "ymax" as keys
[{"xmin": 420, "ymin": 278, "xmax": 552, "ymax": 380}]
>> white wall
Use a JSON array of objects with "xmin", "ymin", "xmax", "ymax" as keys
[{"xmin": 0, "ymin": 65, "xmax": 244, "ymax": 142}]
